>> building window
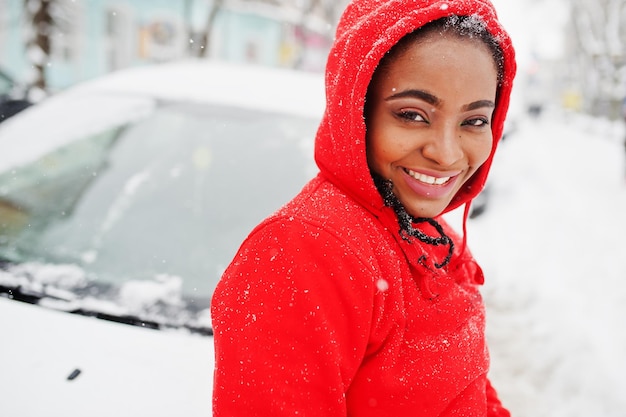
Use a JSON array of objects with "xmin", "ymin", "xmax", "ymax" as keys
[
  {"xmin": 52, "ymin": 0, "xmax": 81, "ymax": 63},
  {"xmin": 105, "ymin": 7, "xmax": 133, "ymax": 71}
]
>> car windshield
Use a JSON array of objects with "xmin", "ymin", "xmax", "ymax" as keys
[
  {"xmin": 0, "ymin": 71, "xmax": 14, "ymax": 97},
  {"xmin": 0, "ymin": 98, "xmax": 318, "ymax": 329}
]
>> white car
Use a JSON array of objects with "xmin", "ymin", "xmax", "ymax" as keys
[
  {"xmin": 0, "ymin": 60, "xmax": 325, "ymax": 416},
  {"xmin": 0, "ymin": 67, "xmax": 32, "ymax": 122}
]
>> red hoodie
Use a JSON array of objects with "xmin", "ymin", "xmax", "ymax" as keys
[{"xmin": 212, "ymin": 0, "xmax": 517, "ymax": 416}]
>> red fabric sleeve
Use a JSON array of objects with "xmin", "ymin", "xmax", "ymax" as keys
[
  {"xmin": 486, "ymin": 379, "xmax": 511, "ymax": 417},
  {"xmin": 211, "ymin": 218, "xmax": 375, "ymax": 417}
]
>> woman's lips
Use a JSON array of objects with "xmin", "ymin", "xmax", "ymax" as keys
[
  {"xmin": 402, "ymin": 168, "xmax": 461, "ymax": 199},
  {"xmin": 406, "ymin": 168, "xmax": 452, "ymax": 185}
]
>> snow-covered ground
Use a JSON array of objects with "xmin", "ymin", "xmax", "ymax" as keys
[{"xmin": 448, "ymin": 109, "xmax": 626, "ymax": 417}]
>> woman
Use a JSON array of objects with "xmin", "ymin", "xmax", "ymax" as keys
[{"xmin": 211, "ymin": 0, "xmax": 517, "ymax": 416}]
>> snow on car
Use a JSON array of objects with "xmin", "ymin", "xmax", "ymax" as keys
[{"xmin": 0, "ymin": 59, "xmax": 324, "ymax": 417}]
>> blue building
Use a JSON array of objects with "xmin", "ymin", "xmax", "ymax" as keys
[{"xmin": 0, "ymin": 0, "xmax": 332, "ymax": 92}]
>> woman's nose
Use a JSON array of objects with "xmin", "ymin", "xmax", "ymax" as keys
[{"xmin": 421, "ymin": 123, "xmax": 463, "ymax": 167}]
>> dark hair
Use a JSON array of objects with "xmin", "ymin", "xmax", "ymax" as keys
[
  {"xmin": 374, "ymin": 15, "xmax": 504, "ymax": 87},
  {"xmin": 373, "ymin": 174, "xmax": 455, "ymax": 269}
]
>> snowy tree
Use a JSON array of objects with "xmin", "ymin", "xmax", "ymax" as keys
[
  {"xmin": 189, "ymin": 0, "xmax": 347, "ymax": 65},
  {"xmin": 22, "ymin": 0, "xmax": 75, "ymax": 96},
  {"xmin": 288, "ymin": 0, "xmax": 346, "ymax": 69},
  {"xmin": 23, "ymin": 0, "xmax": 52, "ymax": 92},
  {"xmin": 191, "ymin": 0, "xmax": 224, "ymax": 58},
  {"xmin": 565, "ymin": 0, "xmax": 626, "ymax": 118}
]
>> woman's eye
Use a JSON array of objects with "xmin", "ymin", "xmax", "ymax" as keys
[
  {"xmin": 464, "ymin": 117, "xmax": 489, "ymax": 127},
  {"xmin": 397, "ymin": 110, "xmax": 426, "ymax": 122}
]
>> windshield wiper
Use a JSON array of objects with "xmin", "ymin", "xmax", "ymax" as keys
[
  {"xmin": 0, "ymin": 283, "xmax": 43, "ymax": 304},
  {"xmin": 67, "ymin": 307, "xmax": 213, "ymax": 335},
  {"xmin": 0, "ymin": 283, "xmax": 159, "ymax": 329},
  {"xmin": 0, "ymin": 283, "xmax": 213, "ymax": 336}
]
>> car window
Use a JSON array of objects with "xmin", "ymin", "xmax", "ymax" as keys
[
  {"xmin": 0, "ymin": 100, "xmax": 318, "ymax": 314},
  {"xmin": 0, "ymin": 72, "xmax": 13, "ymax": 97},
  {"xmin": 0, "ymin": 94, "xmax": 156, "ymax": 172}
]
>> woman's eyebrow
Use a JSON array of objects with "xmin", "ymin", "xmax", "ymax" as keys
[
  {"xmin": 462, "ymin": 100, "xmax": 496, "ymax": 111},
  {"xmin": 385, "ymin": 89, "xmax": 495, "ymax": 112},
  {"xmin": 385, "ymin": 89, "xmax": 440, "ymax": 106}
]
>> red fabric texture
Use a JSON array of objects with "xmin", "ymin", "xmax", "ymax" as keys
[{"xmin": 212, "ymin": 0, "xmax": 516, "ymax": 415}]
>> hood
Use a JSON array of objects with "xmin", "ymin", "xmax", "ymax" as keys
[{"xmin": 314, "ymin": 0, "xmax": 517, "ymax": 217}]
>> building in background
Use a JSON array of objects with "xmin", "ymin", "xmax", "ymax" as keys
[{"xmin": 0, "ymin": 0, "xmax": 343, "ymax": 93}]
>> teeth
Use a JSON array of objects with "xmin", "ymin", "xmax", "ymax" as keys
[{"xmin": 406, "ymin": 169, "xmax": 450, "ymax": 185}]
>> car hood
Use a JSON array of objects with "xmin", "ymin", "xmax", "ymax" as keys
[{"xmin": 0, "ymin": 297, "xmax": 213, "ymax": 417}]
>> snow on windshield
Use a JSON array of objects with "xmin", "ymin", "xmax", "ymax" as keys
[
  {"xmin": 0, "ymin": 261, "xmax": 209, "ymax": 327},
  {"xmin": 0, "ymin": 93, "xmax": 155, "ymax": 173}
]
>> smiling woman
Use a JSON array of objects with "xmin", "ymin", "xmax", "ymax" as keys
[
  {"xmin": 365, "ymin": 16, "xmax": 501, "ymax": 220},
  {"xmin": 211, "ymin": 0, "xmax": 517, "ymax": 416}
]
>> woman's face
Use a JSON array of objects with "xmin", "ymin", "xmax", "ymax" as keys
[{"xmin": 366, "ymin": 33, "xmax": 498, "ymax": 218}]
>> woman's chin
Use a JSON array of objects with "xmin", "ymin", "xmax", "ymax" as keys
[{"xmin": 401, "ymin": 200, "xmax": 449, "ymax": 219}]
